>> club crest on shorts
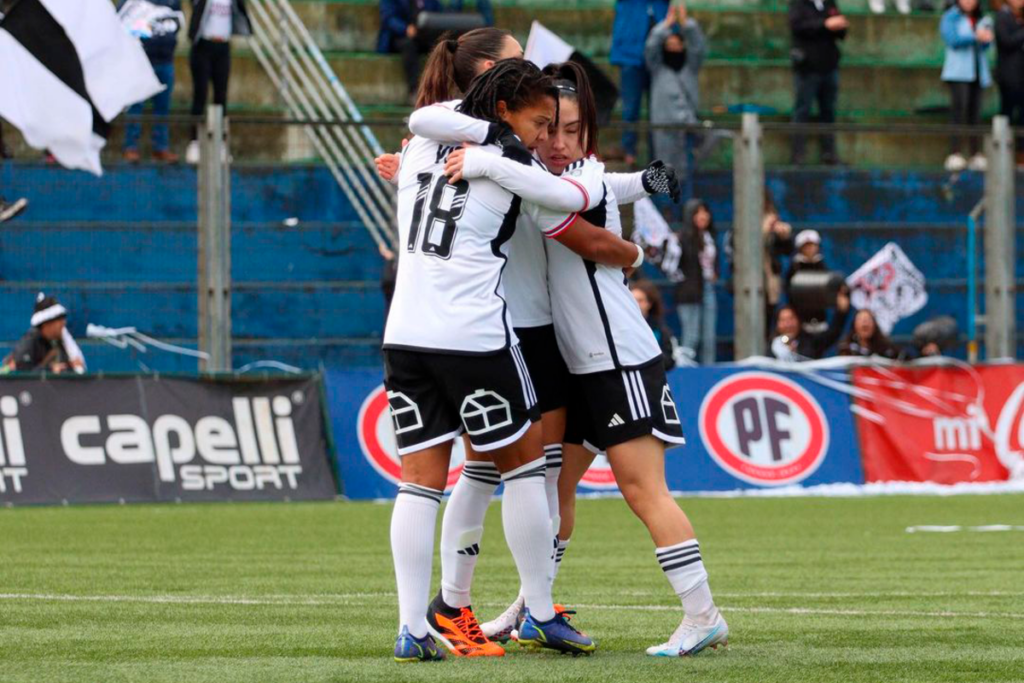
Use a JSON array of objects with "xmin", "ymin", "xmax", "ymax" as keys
[
  {"xmin": 698, "ymin": 372, "xmax": 829, "ymax": 486},
  {"xmin": 357, "ymin": 385, "xmax": 464, "ymax": 490},
  {"xmin": 460, "ymin": 390, "xmax": 513, "ymax": 435}
]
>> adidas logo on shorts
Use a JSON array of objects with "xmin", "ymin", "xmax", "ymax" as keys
[{"xmin": 608, "ymin": 413, "xmax": 626, "ymax": 428}]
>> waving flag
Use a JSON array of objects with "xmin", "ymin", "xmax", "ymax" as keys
[
  {"xmin": 0, "ymin": 0, "xmax": 163, "ymax": 175},
  {"xmin": 846, "ymin": 242, "xmax": 928, "ymax": 334}
]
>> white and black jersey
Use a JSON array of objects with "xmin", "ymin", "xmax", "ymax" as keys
[
  {"xmin": 545, "ymin": 158, "xmax": 663, "ymax": 374},
  {"xmin": 383, "ymin": 139, "xmax": 576, "ymax": 355}
]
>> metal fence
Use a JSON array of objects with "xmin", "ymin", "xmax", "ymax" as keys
[{"xmin": 0, "ymin": 111, "xmax": 1019, "ymax": 373}]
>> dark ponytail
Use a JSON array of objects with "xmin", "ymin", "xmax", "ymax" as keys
[
  {"xmin": 541, "ymin": 61, "xmax": 600, "ymax": 157},
  {"xmin": 415, "ymin": 27, "xmax": 513, "ymax": 108}
]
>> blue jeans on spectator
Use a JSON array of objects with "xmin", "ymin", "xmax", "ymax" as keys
[
  {"xmin": 677, "ymin": 283, "xmax": 717, "ymax": 365},
  {"xmin": 791, "ymin": 68, "xmax": 839, "ymax": 163},
  {"xmin": 619, "ymin": 64, "xmax": 649, "ymax": 161},
  {"xmin": 125, "ymin": 61, "xmax": 174, "ymax": 153}
]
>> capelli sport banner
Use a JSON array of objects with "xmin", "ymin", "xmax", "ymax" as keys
[{"xmin": 0, "ymin": 375, "xmax": 337, "ymax": 505}]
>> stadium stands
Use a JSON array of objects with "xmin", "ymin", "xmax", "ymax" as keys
[{"xmin": 1, "ymin": 0, "xmax": 1021, "ymax": 370}]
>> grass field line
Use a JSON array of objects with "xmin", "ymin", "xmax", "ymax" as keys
[{"xmin": 3, "ymin": 593, "xmax": 1024, "ymax": 620}]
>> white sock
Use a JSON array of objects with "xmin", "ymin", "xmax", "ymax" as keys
[
  {"xmin": 655, "ymin": 540, "xmax": 717, "ymax": 622},
  {"xmin": 501, "ymin": 458, "xmax": 556, "ymax": 623},
  {"xmin": 391, "ymin": 483, "xmax": 443, "ymax": 638},
  {"xmin": 553, "ymin": 538, "xmax": 571, "ymax": 582},
  {"xmin": 543, "ymin": 444, "xmax": 562, "ymax": 526},
  {"xmin": 440, "ymin": 461, "xmax": 499, "ymax": 609}
]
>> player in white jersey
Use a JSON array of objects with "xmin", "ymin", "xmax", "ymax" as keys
[
  {"xmin": 385, "ymin": 57, "xmax": 644, "ymax": 663},
  {"xmin": 447, "ymin": 62, "xmax": 730, "ymax": 657}
]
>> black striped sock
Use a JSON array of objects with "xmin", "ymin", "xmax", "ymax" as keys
[
  {"xmin": 461, "ymin": 461, "xmax": 501, "ymax": 489},
  {"xmin": 501, "ymin": 459, "xmax": 546, "ymax": 483},
  {"xmin": 544, "ymin": 444, "xmax": 563, "ymax": 470},
  {"xmin": 656, "ymin": 539, "xmax": 714, "ymax": 616},
  {"xmin": 397, "ymin": 482, "xmax": 443, "ymax": 505}
]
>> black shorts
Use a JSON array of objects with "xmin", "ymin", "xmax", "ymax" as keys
[
  {"xmin": 514, "ymin": 324, "xmax": 570, "ymax": 415},
  {"xmin": 383, "ymin": 346, "xmax": 541, "ymax": 456},
  {"xmin": 563, "ymin": 358, "xmax": 686, "ymax": 452}
]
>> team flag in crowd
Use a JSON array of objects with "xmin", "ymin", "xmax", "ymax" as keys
[
  {"xmin": 524, "ymin": 21, "xmax": 619, "ymax": 125},
  {"xmin": 847, "ymin": 242, "xmax": 928, "ymax": 334},
  {"xmin": 631, "ymin": 196, "xmax": 683, "ymax": 282},
  {"xmin": 0, "ymin": 0, "xmax": 163, "ymax": 175}
]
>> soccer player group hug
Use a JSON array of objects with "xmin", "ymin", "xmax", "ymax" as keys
[{"xmin": 374, "ymin": 26, "xmax": 728, "ymax": 662}]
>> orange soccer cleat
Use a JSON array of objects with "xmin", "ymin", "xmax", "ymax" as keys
[{"xmin": 426, "ymin": 591, "xmax": 505, "ymax": 657}]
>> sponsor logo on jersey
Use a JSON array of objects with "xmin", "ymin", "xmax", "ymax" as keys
[
  {"xmin": 0, "ymin": 395, "xmax": 29, "ymax": 494},
  {"xmin": 699, "ymin": 372, "xmax": 829, "ymax": 486},
  {"xmin": 358, "ymin": 385, "xmax": 464, "ymax": 490},
  {"xmin": 60, "ymin": 395, "xmax": 306, "ymax": 491}
]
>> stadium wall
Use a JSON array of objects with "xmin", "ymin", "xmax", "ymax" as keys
[{"xmin": 6, "ymin": 165, "xmax": 1023, "ymax": 372}]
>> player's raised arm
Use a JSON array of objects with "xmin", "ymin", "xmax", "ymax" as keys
[{"xmin": 446, "ymin": 146, "xmax": 594, "ymax": 213}]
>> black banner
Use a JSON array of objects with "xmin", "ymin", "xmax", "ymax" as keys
[{"xmin": 0, "ymin": 375, "xmax": 337, "ymax": 505}]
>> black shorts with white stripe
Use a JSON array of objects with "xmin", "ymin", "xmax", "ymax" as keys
[
  {"xmin": 563, "ymin": 357, "xmax": 686, "ymax": 452},
  {"xmin": 383, "ymin": 346, "xmax": 541, "ymax": 456},
  {"xmin": 514, "ymin": 324, "xmax": 570, "ymax": 414}
]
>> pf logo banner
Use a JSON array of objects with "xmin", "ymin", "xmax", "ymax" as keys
[
  {"xmin": 358, "ymin": 385, "xmax": 464, "ymax": 490},
  {"xmin": 699, "ymin": 372, "xmax": 829, "ymax": 486}
]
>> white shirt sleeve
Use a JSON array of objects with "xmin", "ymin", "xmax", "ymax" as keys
[
  {"xmin": 605, "ymin": 171, "xmax": 648, "ymax": 205},
  {"xmin": 522, "ymin": 201, "xmax": 579, "ymax": 239},
  {"xmin": 407, "ymin": 101, "xmax": 491, "ymax": 145},
  {"xmin": 460, "ymin": 147, "xmax": 591, "ymax": 213}
]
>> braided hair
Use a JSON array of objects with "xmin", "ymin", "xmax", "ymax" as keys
[
  {"xmin": 457, "ymin": 59, "xmax": 558, "ymax": 122},
  {"xmin": 542, "ymin": 61, "xmax": 600, "ymax": 156}
]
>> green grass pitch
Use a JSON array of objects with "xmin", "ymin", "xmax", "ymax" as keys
[{"xmin": 2, "ymin": 494, "xmax": 1024, "ymax": 682}]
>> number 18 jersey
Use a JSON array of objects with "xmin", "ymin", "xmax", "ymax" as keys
[{"xmin": 383, "ymin": 137, "xmax": 561, "ymax": 355}]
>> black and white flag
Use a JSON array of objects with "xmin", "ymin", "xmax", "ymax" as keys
[{"xmin": 0, "ymin": 0, "xmax": 163, "ymax": 175}]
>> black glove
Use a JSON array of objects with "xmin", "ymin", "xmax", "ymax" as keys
[
  {"xmin": 489, "ymin": 123, "xmax": 534, "ymax": 166},
  {"xmin": 642, "ymin": 160, "xmax": 681, "ymax": 204}
]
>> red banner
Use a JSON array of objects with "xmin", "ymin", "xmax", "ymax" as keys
[{"xmin": 852, "ymin": 365, "xmax": 1024, "ymax": 484}]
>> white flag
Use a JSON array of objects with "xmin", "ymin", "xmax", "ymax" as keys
[
  {"xmin": 632, "ymin": 197, "xmax": 683, "ymax": 282},
  {"xmin": 846, "ymin": 242, "xmax": 928, "ymax": 334},
  {"xmin": 0, "ymin": 0, "xmax": 163, "ymax": 175},
  {"xmin": 524, "ymin": 21, "xmax": 573, "ymax": 69}
]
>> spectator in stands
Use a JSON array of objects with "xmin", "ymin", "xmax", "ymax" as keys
[
  {"xmin": 379, "ymin": 0, "xmax": 442, "ymax": 104},
  {"xmin": 120, "ymin": 0, "xmax": 182, "ymax": 164},
  {"xmin": 995, "ymin": 0, "xmax": 1024, "ymax": 166},
  {"xmin": 788, "ymin": 0, "xmax": 848, "ymax": 165},
  {"xmin": 784, "ymin": 229, "xmax": 830, "ymax": 331},
  {"xmin": 940, "ymin": 0, "xmax": 993, "ymax": 172},
  {"xmin": 611, "ymin": 0, "xmax": 670, "ymax": 167},
  {"xmin": 762, "ymin": 190, "xmax": 795, "ymax": 335},
  {"xmin": 185, "ymin": 0, "xmax": 252, "ymax": 164},
  {"xmin": 630, "ymin": 280, "xmax": 676, "ymax": 370},
  {"xmin": 769, "ymin": 289, "xmax": 850, "ymax": 361},
  {"xmin": 645, "ymin": 2, "xmax": 706, "ymax": 181},
  {"xmin": 2, "ymin": 294, "xmax": 86, "ymax": 374},
  {"xmin": 837, "ymin": 309, "xmax": 901, "ymax": 359},
  {"xmin": 675, "ymin": 198, "xmax": 717, "ymax": 365}
]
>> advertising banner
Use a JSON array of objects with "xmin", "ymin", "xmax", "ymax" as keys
[
  {"xmin": 852, "ymin": 365, "xmax": 1024, "ymax": 483},
  {"xmin": 326, "ymin": 367, "xmax": 865, "ymax": 500},
  {"xmin": 0, "ymin": 375, "xmax": 336, "ymax": 505}
]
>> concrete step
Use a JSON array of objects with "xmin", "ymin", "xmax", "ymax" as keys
[{"xmin": 286, "ymin": 1, "xmax": 945, "ymax": 65}]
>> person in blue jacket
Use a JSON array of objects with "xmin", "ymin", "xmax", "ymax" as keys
[
  {"xmin": 378, "ymin": 0, "xmax": 494, "ymax": 104},
  {"xmin": 120, "ymin": 0, "xmax": 184, "ymax": 163},
  {"xmin": 610, "ymin": 0, "xmax": 669, "ymax": 167},
  {"xmin": 940, "ymin": 0, "xmax": 994, "ymax": 172}
]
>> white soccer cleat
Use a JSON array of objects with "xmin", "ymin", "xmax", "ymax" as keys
[
  {"xmin": 645, "ymin": 611, "xmax": 729, "ymax": 657},
  {"xmin": 480, "ymin": 595, "xmax": 524, "ymax": 643}
]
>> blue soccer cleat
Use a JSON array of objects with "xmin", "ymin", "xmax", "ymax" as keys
[
  {"xmin": 393, "ymin": 625, "xmax": 446, "ymax": 663},
  {"xmin": 516, "ymin": 608, "xmax": 596, "ymax": 656},
  {"xmin": 645, "ymin": 611, "xmax": 729, "ymax": 657}
]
